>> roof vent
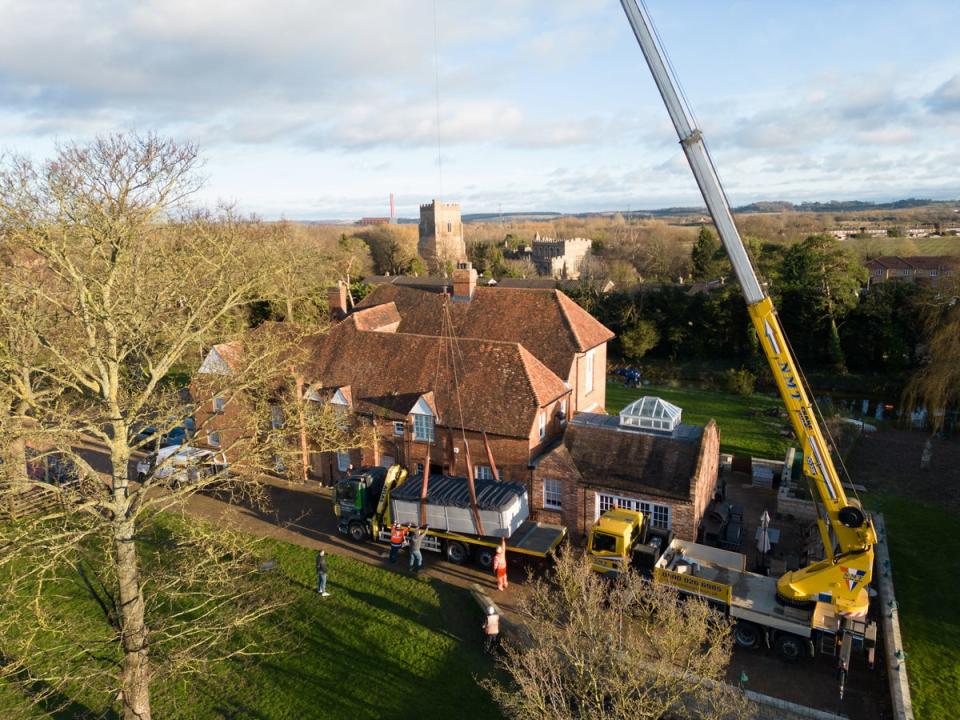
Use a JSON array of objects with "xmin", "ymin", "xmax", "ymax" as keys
[{"xmin": 619, "ymin": 396, "xmax": 681, "ymax": 433}]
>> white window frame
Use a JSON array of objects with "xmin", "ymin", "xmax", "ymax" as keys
[
  {"xmin": 336, "ymin": 451, "xmax": 351, "ymax": 472},
  {"xmin": 416, "ymin": 463, "xmax": 424, "ymax": 475},
  {"xmin": 213, "ymin": 395, "xmax": 226, "ymax": 413},
  {"xmin": 412, "ymin": 414, "xmax": 435, "ymax": 443},
  {"xmin": 584, "ymin": 349, "xmax": 595, "ymax": 394},
  {"xmin": 270, "ymin": 405, "xmax": 284, "ymax": 430},
  {"xmin": 538, "ymin": 411, "xmax": 546, "ymax": 440},
  {"xmin": 559, "ymin": 398, "xmax": 567, "ymax": 425},
  {"xmin": 596, "ymin": 492, "xmax": 671, "ymax": 530},
  {"xmin": 543, "ymin": 478, "xmax": 562, "ymax": 510},
  {"xmin": 393, "ymin": 421, "xmax": 405, "ymax": 437},
  {"xmin": 208, "ymin": 431, "xmax": 221, "ymax": 447},
  {"xmin": 475, "ymin": 465, "xmax": 493, "ymax": 481}
]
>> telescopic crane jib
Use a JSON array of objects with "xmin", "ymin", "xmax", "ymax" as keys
[{"xmin": 620, "ymin": 0, "xmax": 876, "ymax": 617}]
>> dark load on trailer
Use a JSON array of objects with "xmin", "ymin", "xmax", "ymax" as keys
[{"xmin": 390, "ymin": 474, "xmax": 530, "ymax": 537}]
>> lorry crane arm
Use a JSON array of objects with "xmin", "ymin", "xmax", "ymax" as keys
[{"xmin": 620, "ymin": 0, "xmax": 877, "ymax": 616}]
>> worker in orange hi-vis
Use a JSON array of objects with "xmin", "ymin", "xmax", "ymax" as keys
[
  {"xmin": 389, "ymin": 523, "xmax": 406, "ymax": 564},
  {"xmin": 493, "ymin": 538, "xmax": 508, "ymax": 591}
]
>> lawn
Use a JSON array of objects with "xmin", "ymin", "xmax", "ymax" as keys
[
  {"xmin": 870, "ymin": 494, "xmax": 960, "ymax": 720},
  {"xmin": 0, "ymin": 521, "xmax": 501, "ymax": 720},
  {"xmin": 606, "ymin": 381, "xmax": 792, "ymax": 459}
]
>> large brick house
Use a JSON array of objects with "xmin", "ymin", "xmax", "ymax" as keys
[
  {"xmin": 354, "ymin": 264, "xmax": 613, "ymax": 414},
  {"xmin": 195, "ymin": 275, "xmax": 724, "ymax": 543},
  {"xmin": 195, "ymin": 263, "xmax": 615, "ymax": 524},
  {"xmin": 532, "ymin": 397, "xmax": 720, "ymax": 542},
  {"xmin": 864, "ymin": 255, "xmax": 958, "ymax": 288}
]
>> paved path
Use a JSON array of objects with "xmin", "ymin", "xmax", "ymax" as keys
[{"xmin": 175, "ymin": 475, "xmax": 526, "ymax": 616}]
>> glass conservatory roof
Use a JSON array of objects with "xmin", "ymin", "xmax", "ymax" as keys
[{"xmin": 619, "ymin": 396, "xmax": 682, "ymax": 433}]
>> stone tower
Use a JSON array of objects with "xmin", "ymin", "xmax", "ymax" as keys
[{"xmin": 418, "ymin": 199, "xmax": 466, "ymax": 272}]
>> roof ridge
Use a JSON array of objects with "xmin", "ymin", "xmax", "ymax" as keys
[
  {"xmin": 515, "ymin": 344, "xmax": 568, "ymax": 406},
  {"xmin": 552, "ymin": 289, "xmax": 583, "ymax": 350}
]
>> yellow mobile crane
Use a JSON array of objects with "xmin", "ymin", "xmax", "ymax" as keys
[{"xmin": 620, "ymin": 0, "xmax": 877, "ymax": 622}]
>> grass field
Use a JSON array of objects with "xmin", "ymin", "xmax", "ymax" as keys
[
  {"xmin": 846, "ymin": 235, "xmax": 960, "ymax": 258},
  {"xmin": 0, "ymin": 525, "xmax": 500, "ymax": 720},
  {"xmin": 870, "ymin": 495, "xmax": 960, "ymax": 720},
  {"xmin": 606, "ymin": 381, "xmax": 792, "ymax": 459}
]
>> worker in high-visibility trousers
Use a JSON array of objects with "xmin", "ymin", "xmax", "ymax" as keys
[
  {"xmin": 493, "ymin": 539, "xmax": 508, "ymax": 591},
  {"xmin": 389, "ymin": 523, "xmax": 406, "ymax": 563}
]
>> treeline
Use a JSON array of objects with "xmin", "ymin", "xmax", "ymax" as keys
[{"xmin": 566, "ymin": 229, "xmax": 929, "ymax": 385}]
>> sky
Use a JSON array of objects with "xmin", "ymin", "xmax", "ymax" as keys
[{"xmin": 1, "ymin": 0, "xmax": 959, "ymax": 219}]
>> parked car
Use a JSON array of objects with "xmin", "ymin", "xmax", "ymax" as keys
[
  {"xmin": 136, "ymin": 445, "xmax": 216, "ymax": 488},
  {"xmin": 131, "ymin": 425, "xmax": 159, "ymax": 452},
  {"xmin": 611, "ymin": 367, "xmax": 642, "ymax": 388},
  {"xmin": 160, "ymin": 426, "xmax": 190, "ymax": 448}
]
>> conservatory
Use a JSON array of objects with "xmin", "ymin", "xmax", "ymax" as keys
[{"xmin": 618, "ymin": 396, "xmax": 682, "ymax": 433}]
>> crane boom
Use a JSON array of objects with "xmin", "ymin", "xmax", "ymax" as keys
[{"xmin": 620, "ymin": 0, "xmax": 876, "ymax": 616}]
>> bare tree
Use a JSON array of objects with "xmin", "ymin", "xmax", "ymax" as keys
[
  {"xmin": 904, "ymin": 273, "xmax": 960, "ymax": 432},
  {"xmin": 0, "ymin": 134, "xmax": 355, "ymax": 719},
  {"xmin": 485, "ymin": 550, "xmax": 748, "ymax": 720}
]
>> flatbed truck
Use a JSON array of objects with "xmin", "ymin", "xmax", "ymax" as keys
[
  {"xmin": 333, "ymin": 465, "xmax": 567, "ymax": 568},
  {"xmin": 655, "ymin": 538, "xmax": 877, "ymax": 666}
]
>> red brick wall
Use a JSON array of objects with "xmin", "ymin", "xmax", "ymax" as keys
[
  {"xmin": 690, "ymin": 420, "xmax": 720, "ymax": 538},
  {"xmin": 568, "ymin": 343, "xmax": 607, "ymax": 414}
]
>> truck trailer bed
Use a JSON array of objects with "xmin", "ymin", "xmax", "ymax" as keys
[{"xmin": 655, "ymin": 539, "xmax": 814, "ymax": 637}]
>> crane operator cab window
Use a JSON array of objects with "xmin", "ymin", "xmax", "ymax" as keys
[{"xmin": 592, "ymin": 531, "xmax": 618, "ymax": 554}]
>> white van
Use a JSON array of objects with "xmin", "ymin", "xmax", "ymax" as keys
[{"xmin": 136, "ymin": 445, "xmax": 219, "ymax": 487}]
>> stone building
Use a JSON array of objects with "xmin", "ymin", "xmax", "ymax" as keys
[
  {"xmin": 531, "ymin": 234, "xmax": 592, "ymax": 279},
  {"xmin": 418, "ymin": 199, "xmax": 466, "ymax": 270},
  {"xmin": 532, "ymin": 397, "xmax": 720, "ymax": 542}
]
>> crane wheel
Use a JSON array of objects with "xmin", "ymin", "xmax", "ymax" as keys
[
  {"xmin": 838, "ymin": 506, "xmax": 866, "ymax": 528},
  {"xmin": 774, "ymin": 633, "xmax": 807, "ymax": 662}
]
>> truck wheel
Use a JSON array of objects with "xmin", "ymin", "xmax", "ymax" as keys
[
  {"xmin": 733, "ymin": 622, "xmax": 761, "ymax": 649},
  {"xmin": 475, "ymin": 547, "xmax": 495, "ymax": 569},
  {"xmin": 774, "ymin": 633, "xmax": 807, "ymax": 662},
  {"xmin": 445, "ymin": 541, "xmax": 468, "ymax": 565},
  {"xmin": 348, "ymin": 523, "xmax": 366, "ymax": 543}
]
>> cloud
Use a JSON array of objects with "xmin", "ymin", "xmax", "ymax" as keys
[{"xmin": 925, "ymin": 74, "xmax": 960, "ymax": 113}]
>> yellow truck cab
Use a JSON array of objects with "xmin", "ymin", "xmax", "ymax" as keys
[{"xmin": 587, "ymin": 508, "xmax": 669, "ymax": 576}]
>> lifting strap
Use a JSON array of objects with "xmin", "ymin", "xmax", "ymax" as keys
[
  {"xmin": 419, "ymin": 442, "xmax": 431, "ymax": 527},
  {"xmin": 462, "ymin": 439, "xmax": 485, "ymax": 536},
  {"xmin": 482, "ymin": 431, "xmax": 500, "ymax": 482},
  {"xmin": 446, "ymin": 425, "xmax": 457, "ymax": 475}
]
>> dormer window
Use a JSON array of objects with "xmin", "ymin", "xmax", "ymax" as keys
[
  {"xmin": 413, "ymin": 414, "xmax": 435, "ymax": 443},
  {"xmin": 538, "ymin": 411, "xmax": 546, "ymax": 440}
]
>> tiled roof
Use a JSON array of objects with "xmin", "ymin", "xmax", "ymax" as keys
[
  {"xmin": 303, "ymin": 321, "xmax": 569, "ymax": 438},
  {"xmin": 350, "ymin": 302, "xmax": 400, "ymax": 332},
  {"xmin": 867, "ymin": 255, "xmax": 958, "ymax": 271},
  {"xmin": 563, "ymin": 413, "xmax": 705, "ymax": 500},
  {"xmin": 355, "ymin": 285, "xmax": 613, "ymax": 379},
  {"xmin": 906, "ymin": 255, "xmax": 959, "ymax": 270}
]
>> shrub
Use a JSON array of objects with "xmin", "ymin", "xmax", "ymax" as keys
[{"xmin": 724, "ymin": 368, "xmax": 756, "ymax": 396}]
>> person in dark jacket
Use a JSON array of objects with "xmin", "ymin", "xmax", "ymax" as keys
[
  {"xmin": 408, "ymin": 525, "xmax": 429, "ymax": 572},
  {"xmin": 316, "ymin": 549, "xmax": 330, "ymax": 596}
]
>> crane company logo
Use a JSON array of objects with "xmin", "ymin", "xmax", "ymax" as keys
[{"xmin": 840, "ymin": 567, "xmax": 866, "ymax": 592}]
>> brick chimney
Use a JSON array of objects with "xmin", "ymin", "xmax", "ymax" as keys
[
  {"xmin": 452, "ymin": 262, "xmax": 477, "ymax": 301},
  {"xmin": 327, "ymin": 281, "xmax": 348, "ymax": 321}
]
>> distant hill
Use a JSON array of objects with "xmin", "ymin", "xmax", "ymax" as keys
[{"xmin": 459, "ymin": 198, "xmax": 958, "ymax": 223}]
